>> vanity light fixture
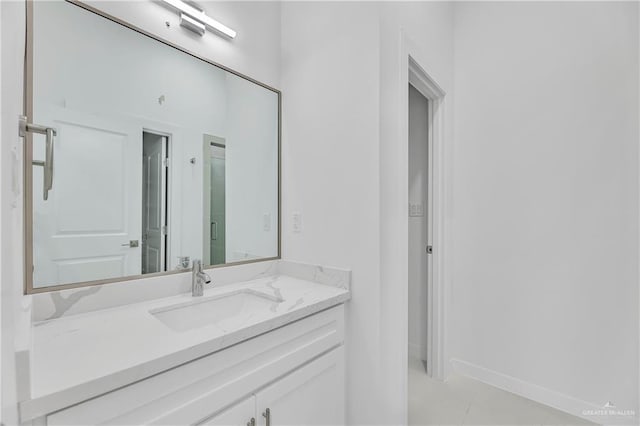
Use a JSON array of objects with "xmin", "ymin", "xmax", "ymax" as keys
[
  {"xmin": 180, "ymin": 13, "xmax": 205, "ymax": 36},
  {"xmin": 162, "ymin": 0, "xmax": 236, "ymax": 39}
]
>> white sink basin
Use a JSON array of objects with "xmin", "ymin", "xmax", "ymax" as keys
[{"xmin": 150, "ymin": 290, "xmax": 283, "ymax": 332}]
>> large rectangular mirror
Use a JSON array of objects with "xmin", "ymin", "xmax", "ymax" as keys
[{"xmin": 25, "ymin": 0, "xmax": 280, "ymax": 292}]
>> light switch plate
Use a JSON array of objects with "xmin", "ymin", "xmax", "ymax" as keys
[
  {"xmin": 292, "ymin": 211, "xmax": 302, "ymax": 233},
  {"xmin": 263, "ymin": 213, "xmax": 271, "ymax": 231},
  {"xmin": 409, "ymin": 203, "xmax": 424, "ymax": 217}
]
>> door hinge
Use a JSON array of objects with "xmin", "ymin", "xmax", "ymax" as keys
[
  {"xmin": 162, "ymin": 225, "xmax": 168, "ymax": 235},
  {"xmin": 163, "ymin": 158, "xmax": 170, "ymax": 168},
  {"xmin": 426, "ymin": 245, "xmax": 433, "ymax": 254}
]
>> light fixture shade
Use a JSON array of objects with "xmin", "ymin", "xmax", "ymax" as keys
[{"xmin": 162, "ymin": 0, "xmax": 236, "ymax": 39}]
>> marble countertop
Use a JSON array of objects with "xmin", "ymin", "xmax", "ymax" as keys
[{"xmin": 21, "ymin": 273, "xmax": 350, "ymax": 420}]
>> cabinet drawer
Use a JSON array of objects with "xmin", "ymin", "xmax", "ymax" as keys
[{"xmin": 47, "ymin": 306, "xmax": 344, "ymax": 426}]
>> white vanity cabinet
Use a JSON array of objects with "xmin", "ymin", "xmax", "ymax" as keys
[
  {"xmin": 199, "ymin": 347, "xmax": 344, "ymax": 426},
  {"xmin": 40, "ymin": 305, "xmax": 345, "ymax": 426},
  {"xmin": 254, "ymin": 347, "xmax": 344, "ymax": 426}
]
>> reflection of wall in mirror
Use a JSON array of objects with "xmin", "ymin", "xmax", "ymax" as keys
[{"xmin": 225, "ymin": 73, "xmax": 279, "ymax": 263}]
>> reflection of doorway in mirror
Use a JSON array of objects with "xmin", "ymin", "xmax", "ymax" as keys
[
  {"xmin": 203, "ymin": 135, "xmax": 226, "ymax": 266},
  {"xmin": 142, "ymin": 131, "xmax": 170, "ymax": 274}
]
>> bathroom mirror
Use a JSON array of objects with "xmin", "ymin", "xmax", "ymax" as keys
[{"xmin": 25, "ymin": 0, "xmax": 280, "ymax": 292}]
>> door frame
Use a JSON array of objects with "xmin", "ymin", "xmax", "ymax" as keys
[
  {"xmin": 407, "ymin": 57, "xmax": 446, "ymax": 380},
  {"xmin": 379, "ymin": 33, "xmax": 450, "ymax": 424},
  {"xmin": 142, "ymin": 128, "xmax": 172, "ymax": 273},
  {"xmin": 142, "ymin": 130, "xmax": 170, "ymax": 273},
  {"xmin": 202, "ymin": 134, "xmax": 226, "ymax": 265}
]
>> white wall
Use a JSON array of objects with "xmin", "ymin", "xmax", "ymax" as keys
[
  {"xmin": 1, "ymin": 2, "xmax": 27, "ymax": 424},
  {"xmin": 408, "ymin": 84, "xmax": 429, "ymax": 361},
  {"xmin": 280, "ymin": 3, "xmax": 383, "ymax": 424},
  {"xmin": 451, "ymin": 2, "xmax": 639, "ymax": 422},
  {"xmin": 281, "ymin": 2, "xmax": 455, "ymax": 424}
]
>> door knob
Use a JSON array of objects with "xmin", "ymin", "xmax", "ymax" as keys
[{"xmin": 121, "ymin": 240, "xmax": 139, "ymax": 248}]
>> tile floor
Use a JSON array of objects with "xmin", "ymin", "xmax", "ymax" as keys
[{"xmin": 408, "ymin": 358, "xmax": 598, "ymax": 426}]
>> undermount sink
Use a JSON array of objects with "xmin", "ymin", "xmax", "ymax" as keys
[{"xmin": 150, "ymin": 290, "xmax": 283, "ymax": 332}]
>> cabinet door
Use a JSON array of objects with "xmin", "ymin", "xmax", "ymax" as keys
[
  {"xmin": 197, "ymin": 395, "xmax": 256, "ymax": 426},
  {"xmin": 255, "ymin": 347, "xmax": 345, "ymax": 426}
]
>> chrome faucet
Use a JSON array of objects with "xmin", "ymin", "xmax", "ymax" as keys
[{"xmin": 191, "ymin": 259, "xmax": 211, "ymax": 297}]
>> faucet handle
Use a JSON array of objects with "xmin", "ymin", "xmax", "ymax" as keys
[{"xmin": 177, "ymin": 256, "xmax": 190, "ymax": 269}]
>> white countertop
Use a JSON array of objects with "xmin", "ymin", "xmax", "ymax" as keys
[{"xmin": 22, "ymin": 274, "xmax": 350, "ymax": 420}]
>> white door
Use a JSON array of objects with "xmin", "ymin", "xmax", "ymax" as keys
[
  {"xmin": 32, "ymin": 104, "xmax": 142, "ymax": 287},
  {"xmin": 255, "ymin": 348, "xmax": 345, "ymax": 426},
  {"xmin": 197, "ymin": 395, "xmax": 256, "ymax": 426},
  {"xmin": 142, "ymin": 132, "xmax": 167, "ymax": 274}
]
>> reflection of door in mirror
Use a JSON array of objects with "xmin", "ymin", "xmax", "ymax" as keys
[
  {"xmin": 203, "ymin": 135, "xmax": 226, "ymax": 266},
  {"xmin": 142, "ymin": 132, "xmax": 169, "ymax": 274},
  {"xmin": 32, "ymin": 106, "xmax": 142, "ymax": 288}
]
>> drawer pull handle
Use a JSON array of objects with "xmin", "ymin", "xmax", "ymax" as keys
[{"xmin": 262, "ymin": 408, "xmax": 271, "ymax": 426}]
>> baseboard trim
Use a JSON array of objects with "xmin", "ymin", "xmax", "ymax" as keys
[{"xmin": 450, "ymin": 359, "xmax": 638, "ymax": 426}]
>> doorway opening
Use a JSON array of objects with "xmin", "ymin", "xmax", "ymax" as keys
[
  {"xmin": 405, "ymin": 55, "xmax": 447, "ymax": 425},
  {"xmin": 408, "ymin": 82, "xmax": 432, "ymax": 376},
  {"xmin": 203, "ymin": 134, "xmax": 226, "ymax": 266},
  {"xmin": 405, "ymin": 55, "xmax": 446, "ymax": 385},
  {"xmin": 141, "ymin": 131, "xmax": 170, "ymax": 274}
]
